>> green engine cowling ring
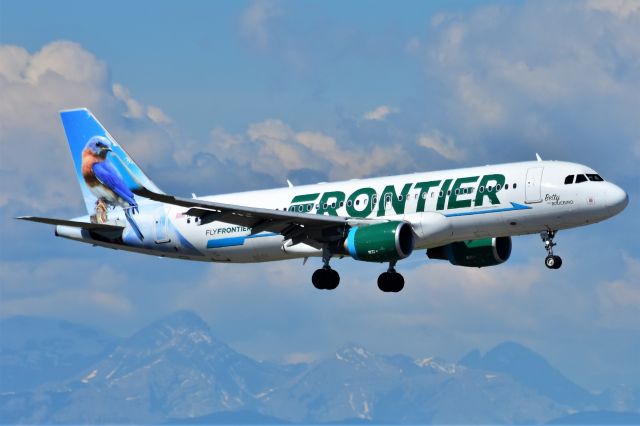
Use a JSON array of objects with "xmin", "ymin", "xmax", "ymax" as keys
[
  {"xmin": 345, "ymin": 221, "xmax": 414, "ymax": 262},
  {"xmin": 427, "ymin": 236, "xmax": 512, "ymax": 267}
]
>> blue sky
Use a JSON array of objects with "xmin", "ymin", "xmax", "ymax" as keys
[{"xmin": 1, "ymin": 0, "xmax": 639, "ymax": 391}]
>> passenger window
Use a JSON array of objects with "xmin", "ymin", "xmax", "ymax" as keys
[
  {"xmin": 356, "ymin": 199, "xmax": 360, "ymax": 206},
  {"xmin": 513, "ymin": 183, "xmax": 517, "ymax": 189},
  {"xmin": 479, "ymin": 187, "xmax": 484, "ymax": 193},
  {"xmin": 575, "ymin": 174, "xmax": 587, "ymax": 183},
  {"xmin": 564, "ymin": 175, "xmax": 574, "ymax": 184},
  {"xmin": 422, "ymin": 192, "xmax": 427, "ymax": 199},
  {"xmin": 505, "ymin": 184, "xmax": 509, "ymax": 190}
]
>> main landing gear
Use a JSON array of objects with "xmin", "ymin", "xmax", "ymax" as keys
[
  {"xmin": 377, "ymin": 261, "xmax": 404, "ymax": 293},
  {"xmin": 312, "ymin": 250, "xmax": 340, "ymax": 290},
  {"xmin": 310, "ymin": 252, "xmax": 406, "ymax": 293},
  {"xmin": 541, "ymin": 230, "xmax": 562, "ymax": 270}
]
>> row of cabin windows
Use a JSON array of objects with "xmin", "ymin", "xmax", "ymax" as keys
[
  {"xmin": 279, "ymin": 182, "xmax": 519, "ymax": 212},
  {"xmin": 564, "ymin": 174, "xmax": 604, "ymax": 185}
]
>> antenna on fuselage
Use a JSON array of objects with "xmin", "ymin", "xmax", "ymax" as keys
[{"xmin": 535, "ymin": 153, "xmax": 543, "ymax": 162}]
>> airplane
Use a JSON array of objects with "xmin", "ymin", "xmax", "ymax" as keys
[{"xmin": 19, "ymin": 109, "xmax": 629, "ymax": 293}]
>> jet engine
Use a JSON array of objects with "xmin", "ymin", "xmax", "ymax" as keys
[
  {"xmin": 342, "ymin": 221, "xmax": 414, "ymax": 262},
  {"xmin": 427, "ymin": 236, "xmax": 512, "ymax": 267}
]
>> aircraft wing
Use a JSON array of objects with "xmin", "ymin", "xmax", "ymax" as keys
[
  {"xmin": 134, "ymin": 187, "xmax": 386, "ymax": 248},
  {"xmin": 16, "ymin": 216, "xmax": 125, "ymax": 241},
  {"xmin": 17, "ymin": 216, "xmax": 124, "ymax": 231}
]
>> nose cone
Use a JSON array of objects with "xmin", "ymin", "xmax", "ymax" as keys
[{"xmin": 606, "ymin": 183, "xmax": 629, "ymax": 216}]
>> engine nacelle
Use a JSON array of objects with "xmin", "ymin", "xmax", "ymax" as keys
[
  {"xmin": 343, "ymin": 221, "xmax": 414, "ymax": 263},
  {"xmin": 427, "ymin": 236, "xmax": 512, "ymax": 267}
]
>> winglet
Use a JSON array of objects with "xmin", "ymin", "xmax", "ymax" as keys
[
  {"xmin": 535, "ymin": 153, "xmax": 542, "ymax": 162},
  {"xmin": 287, "ymin": 179, "xmax": 294, "ymax": 188}
]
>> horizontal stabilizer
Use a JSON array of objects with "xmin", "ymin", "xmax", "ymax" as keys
[{"xmin": 16, "ymin": 216, "xmax": 124, "ymax": 231}]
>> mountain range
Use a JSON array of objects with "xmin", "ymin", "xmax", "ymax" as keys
[{"xmin": 1, "ymin": 311, "xmax": 639, "ymax": 424}]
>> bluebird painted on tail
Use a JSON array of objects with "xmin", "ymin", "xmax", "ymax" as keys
[{"xmin": 81, "ymin": 136, "xmax": 144, "ymax": 240}]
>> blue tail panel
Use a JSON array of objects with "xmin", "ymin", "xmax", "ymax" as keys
[{"xmin": 60, "ymin": 108, "xmax": 162, "ymax": 215}]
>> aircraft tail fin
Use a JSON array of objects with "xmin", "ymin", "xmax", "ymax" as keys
[{"xmin": 59, "ymin": 108, "xmax": 163, "ymax": 216}]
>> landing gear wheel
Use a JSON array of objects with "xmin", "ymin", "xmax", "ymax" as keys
[
  {"xmin": 312, "ymin": 267, "xmax": 340, "ymax": 290},
  {"xmin": 377, "ymin": 272, "xmax": 405, "ymax": 293},
  {"xmin": 325, "ymin": 269, "xmax": 340, "ymax": 290},
  {"xmin": 312, "ymin": 269, "xmax": 326, "ymax": 289},
  {"xmin": 545, "ymin": 255, "xmax": 562, "ymax": 270}
]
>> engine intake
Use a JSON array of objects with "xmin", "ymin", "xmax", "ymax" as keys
[
  {"xmin": 427, "ymin": 236, "xmax": 512, "ymax": 267},
  {"xmin": 343, "ymin": 221, "xmax": 414, "ymax": 263}
]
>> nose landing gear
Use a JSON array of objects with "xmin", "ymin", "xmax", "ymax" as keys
[
  {"xmin": 541, "ymin": 230, "xmax": 562, "ymax": 269},
  {"xmin": 377, "ymin": 261, "xmax": 405, "ymax": 293}
]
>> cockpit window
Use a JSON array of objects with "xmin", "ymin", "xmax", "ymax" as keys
[
  {"xmin": 564, "ymin": 175, "xmax": 574, "ymax": 184},
  {"xmin": 587, "ymin": 174, "xmax": 604, "ymax": 182},
  {"xmin": 575, "ymin": 174, "xmax": 588, "ymax": 183}
]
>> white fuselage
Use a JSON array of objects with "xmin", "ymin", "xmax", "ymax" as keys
[{"xmin": 56, "ymin": 160, "xmax": 628, "ymax": 264}]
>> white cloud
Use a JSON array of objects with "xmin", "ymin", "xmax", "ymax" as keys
[
  {"xmin": 240, "ymin": 0, "xmax": 282, "ymax": 50},
  {"xmin": 188, "ymin": 118, "xmax": 405, "ymax": 183},
  {"xmin": 24, "ymin": 40, "xmax": 107, "ymax": 85},
  {"xmin": 0, "ymin": 258, "xmax": 133, "ymax": 319},
  {"xmin": 418, "ymin": 131, "xmax": 466, "ymax": 161},
  {"xmin": 411, "ymin": 1, "xmax": 640, "ymax": 173},
  {"xmin": 147, "ymin": 105, "xmax": 172, "ymax": 124},
  {"xmin": 455, "ymin": 73, "xmax": 505, "ymax": 127},
  {"xmin": 0, "ymin": 41, "xmax": 176, "ymax": 213},
  {"xmin": 597, "ymin": 254, "xmax": 640, "ymax": 329},
  {"xmin": 112, "ymin": 83, "xmax": 145, "ymax": 118},
  {"xmin": 363, "ymin": 105, "xmax": 398, "ymax": 121},
  {"xmin": 0, "ymin": 45, "xmax": 30, "ymax": 82},
  {"xmin": 586, "ymin": 0, "xmax": 640, "ymax": 18}
]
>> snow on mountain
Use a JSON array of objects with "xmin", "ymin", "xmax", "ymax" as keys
[{"xmin": 1, "ymin": 312, "xmax": 637, "ymax": 424}]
